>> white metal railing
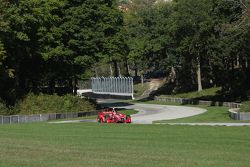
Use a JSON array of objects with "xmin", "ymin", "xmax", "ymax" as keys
[{"xmin": 91, "ymin": 77, "xmax": 134, "ymax": 99}]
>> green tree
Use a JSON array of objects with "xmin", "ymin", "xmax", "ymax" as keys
[{"xmin": 125, "ymin": 0, "xmax": 173, "ymax": 77}]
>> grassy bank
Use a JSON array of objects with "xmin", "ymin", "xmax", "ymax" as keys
[
  {"xmin": 158, "ymin": 87, "xmax": 221, "ymax": 99},
  {"xmin": 133, "ymin": 82, "xmax": 150, "ymax": 97},
  {"xmin": 0, "ymin": 123, "xmax": 250, "ymax": 167}
]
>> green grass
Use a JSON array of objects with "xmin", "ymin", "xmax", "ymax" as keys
[
  {"xmin": 119, "ymin": 109, "xmax": 138, "ymax": 115},
  {"xmin": 155, "ymin": 106, "xmax": 250, "ymax": 123},
  {"xmin": 133, "ymin": 82, "xmax": 150, "ymax": 97},
  {"xmin": 0, "ymin": 123, "xmax": 250, "ymax": 167},
  {"xmin": 159, "ymin": 87, "xmax": 221, "ymax": 99}
]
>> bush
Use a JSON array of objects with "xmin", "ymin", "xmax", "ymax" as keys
[
  {"xmin": 16, "ymin": 93, "xmax": 96, "ymax": 115},
  {"xmin": 240, "ymin": 101, "xmax": 250, "ymax": 112},
  {"xmin": 0, "ymin": 100, "xmax": 8, "ymax": 115}
]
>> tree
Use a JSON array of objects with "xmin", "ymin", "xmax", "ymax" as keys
[
  {"xmin": 0, "ymin": 0, "xmax": 126, "ymax": 103},
  {"xmin": 125, "ymin": 0, "xmax": 174, "ymax": 77},
  {"xmin": 170, "ymin": 0, "xmax": 218, "ymax": 91},
  {"xmin": 58, "ymin": 0, "xmax": 125, "ymax": 87}
]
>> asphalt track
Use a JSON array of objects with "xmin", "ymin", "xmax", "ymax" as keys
[
  {"xmin": 97, "ymin": 100, "xmax": 250, "ymax": 126},
  {"xmin": 50, "ymin": 100, "xmax": 206, "ymax": 124},
  {"xmin": 97, "ymin": 99, "xmax": 207, "ymax": 124},
  {"xmin": 120, "ymin": 103, "xmax": 206, "ymax": 124},
  {"xmin": 49, "ymin": 99, "xmax": 250, "ymax": 126}
]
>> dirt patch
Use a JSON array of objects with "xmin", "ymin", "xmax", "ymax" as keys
[
  {"xmin": 142, "ymin": 78, "xmax": 165, "ymax": 97},
  {"xmin": 149, "ymin": 79, "xmax": 165, "ymax": 91}
]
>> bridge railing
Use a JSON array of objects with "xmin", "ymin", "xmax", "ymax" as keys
[{"xmin": 91, "ymin": 77, "xmax": 134, "ymax": 98}]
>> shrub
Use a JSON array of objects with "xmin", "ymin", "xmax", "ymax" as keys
[
  {"xmin": 16, "ymin": 93, "xmax": 96, "ymax": 115},
  {"xmin": 239, "ymin": 101, "xmax": 250, "ymax": 112},
  {"xmin": 0, "ymin": 100, "xmax": 8, "ymax": 115}
]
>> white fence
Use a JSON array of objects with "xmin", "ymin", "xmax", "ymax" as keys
[{"xmin": 91, "ymin": 77, "xmax": 134, "ymax": 98}]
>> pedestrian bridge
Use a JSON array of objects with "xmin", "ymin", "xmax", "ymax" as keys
[
  {"xmin": 77, "ymin": 77, "xmax": 134, "ymax": 99},
  {"xmin": 91, "ymin": 77, "xmax": 134, "ymax": 99}
]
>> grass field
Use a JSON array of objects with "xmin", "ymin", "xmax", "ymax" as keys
[{"xmin": 0, "ymin": 122, "xmax": 250, "ymax": 167}]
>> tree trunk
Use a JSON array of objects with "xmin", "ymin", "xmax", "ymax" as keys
[
  {"xmin": 32, "ymin": 80, "xmax": 38, "ymax": 94},
  {"xmin": 109, "ymin": 62, "xmax": 113, "ymax": 76},
  {"xmin": 134, "ymin": 61, "xmax": 138, "ymax": 77},
  {"xmin": 170, "ymin": 66, "xmax": 176, "ymax": 83},
  {"xmin": 141, "ymin": 75, "xmax": 144, "ymax": 87},
  {"xmin": 49, "ymin": 80, "xmax": 55, "ymax": 94},
  {"xmin": 73, "ymin": 78, "xmax": 77, "ymax": 96},
  {"xmin": 118, "ymin": 62, "xmax": 121, "ymax": 77},
  {"xmin": 95, "ymin": 67, "xmax": 99, "ymax": 77},
  {"xmin": 197, "ymin": 57, "xmax": 202, "ymax": 92},
  {"xmin": 124, "ymin": 59, "xmax": 130, "ymax": 76},
  {"xmin": 113, "ymin": 60, "xmax": 119, "ymax": 77},
  {"xmin": 246, "ymin": 58, "xmax": 248, "ymax": 68}
]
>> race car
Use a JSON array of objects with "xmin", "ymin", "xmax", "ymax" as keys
[{"xmin": 97, "ymin": 108, "xmax": 131, "ymax": 123}]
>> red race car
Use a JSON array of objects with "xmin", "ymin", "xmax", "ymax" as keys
[{"xmin": 97, "ymin": 108, "xmax": 131, "ymax": 123}]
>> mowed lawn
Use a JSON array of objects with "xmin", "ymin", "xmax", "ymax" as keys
[{"xmin": 0, "ymin": 123, "xmax": 250, "ymax": 167}]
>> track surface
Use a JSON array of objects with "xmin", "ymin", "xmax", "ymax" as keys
[
  {"xmin": 120, "ymin": 103, "xmax": 206, "ymax": 124},
  {"xmin": 97, "ymin": 99, "xmax": 206, "ymax": 124},
  {"xmin": 50, "ymin": 99, "xmax": 250, "ymax": 126}
]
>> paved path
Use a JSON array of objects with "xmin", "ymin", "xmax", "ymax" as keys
[
  {"xmin": 156, "ymin": 123, "xmax": 250, "ymax": 126},
  {"xmin": 121, "ymin": 103, "xmax": 206, "ymax": 124}
]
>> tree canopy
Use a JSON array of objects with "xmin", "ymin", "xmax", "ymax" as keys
[
  {"xmin": 0, "ymin": 0, "xmax": 249, "ymax": 108},
  {"xmin": 124, "ymin": 0, "xmax": 249, "ymax": 99},
  {"xmin": 0, "ymin": 0, "xmax": 124, "ymax": 104}
]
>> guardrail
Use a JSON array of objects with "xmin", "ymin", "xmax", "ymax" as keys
[
  {"xmin": 154, "ymin": 96, "xmax": 241, "ymax": 108},
  {"xmin": 0, "ymin": 111, "xmax": 98, "ymax": 125},
  {"xmin": 228, "ymin": 108, "xmax": 250, "ymax": 120}
]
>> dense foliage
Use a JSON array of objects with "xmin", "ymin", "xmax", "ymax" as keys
[
  {"xmin": 0, "ymin": 93, "xmax": 95, "ymax": 115},
  {"xmin": 240, "ymin": 101, "xmax": 250, "ymax": 112},
  {"xmin": 125, "ymin": 0, "xmax": 250, "ymax": 100},
  {"xmin": 0, "ymin": 0, "xmax": 249, "ymax": 114},
  {"xmin": 0, "ymin": 0, "xmax": 123, "ymax": 106},
  {"xmin": 16, "ymin": 93, "xmax": 95, "ymax": 114}
]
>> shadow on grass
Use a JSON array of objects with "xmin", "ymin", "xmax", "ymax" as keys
[{"xmin": 97, "ymin": 101, "xmax": 133, "ymax": 109}]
